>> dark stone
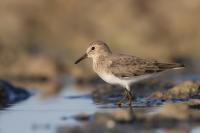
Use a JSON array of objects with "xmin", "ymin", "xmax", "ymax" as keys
[{"xmin": 0, "ymin": 80, "xmax": 30, "ymax": 108}]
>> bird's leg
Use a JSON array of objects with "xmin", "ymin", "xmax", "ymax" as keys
[
  {"xmin": 124, "ymin": 85, "xmax": 133, "ymax": 106},
  {"xmin": 117, "ymin": 89, "xmax": 128, "ymax": 107},
  {"xmin": 127, "ymin": 90, "xmax": 133, "ymax": 106}
]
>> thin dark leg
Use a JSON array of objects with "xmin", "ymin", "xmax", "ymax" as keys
[
  {"xmin": 127, "ymin": 91, "xmax": 133, "ymax": 106},
  {"xmin": 117, "ymin": 89, "xmax": 128, "ymax": 107}
]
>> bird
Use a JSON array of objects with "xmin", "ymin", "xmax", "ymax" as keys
[{"xmin": 74, "ymin": 41, "xmax": 184, "ymax": 107}]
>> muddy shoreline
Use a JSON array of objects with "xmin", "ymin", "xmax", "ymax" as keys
[
  {"xmin": 61, "ymin": 73, "xmax": 200, "ymax": 133},
  {"xmin": 0, "ymin": 71, "xmax": 200, "ymax": 133}
]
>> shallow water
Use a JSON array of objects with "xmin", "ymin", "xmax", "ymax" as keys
[
  {"xmin": 0, "ymin": 85, "xmax": 199, "ymax": 133},
  {"xmin": 0, "ymin": 86, "xmax": 122, "ymax": 133}
]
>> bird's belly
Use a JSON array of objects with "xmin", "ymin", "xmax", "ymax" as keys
[
  {"xmin": 97, "ymin": 73, "xmax": 128, "ymax": 87},
  {"xmin": 97, "ymin": 72, "xmax": 153, "ymax": 87}
]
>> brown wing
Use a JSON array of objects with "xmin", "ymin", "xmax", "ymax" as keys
[{"xmin": 109, "ymin": 54, "xmax": 184, "ymax": 78}]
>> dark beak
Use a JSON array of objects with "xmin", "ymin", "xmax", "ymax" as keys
[{"xmin": 74, "ymin": 53, "xmax": 88, "ymax": 64}]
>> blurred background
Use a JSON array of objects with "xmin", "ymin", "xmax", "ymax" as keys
[
  {"xmin": 0, "ymin": 0, "xmax": 200, "ymax": 92},
  {"xmin": 0, "ymin": 1, "xmax": 200, "ymax": 133}
]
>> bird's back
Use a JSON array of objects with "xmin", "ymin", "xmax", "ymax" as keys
[{"xmin": 106, "ymin": 54, "xmax": 184, "ymax": 79}]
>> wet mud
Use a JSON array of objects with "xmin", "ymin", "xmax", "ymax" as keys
[{"xmin": 0, "ymin": 73, "xmax": 200, "ymax": 133}]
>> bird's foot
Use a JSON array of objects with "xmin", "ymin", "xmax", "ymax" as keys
[
  {"xmin": 116, "ymin": 102, "xmax": 123, "ymax": 108},
  {"xmin": 116, "ymin": 90, "xmax": 128, "ymax": 107},
  {"xmin": 116, "ymin": 90, "xmax": 135, "ymax": 108},
  {"xmin": 117, "ymin": 100, "xmax": 132, "ymax": 107}
]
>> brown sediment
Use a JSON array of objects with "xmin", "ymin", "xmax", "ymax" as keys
[
  {"xmin": 151, "ymin": 81, "xmax": 200, "ymax": 99},
  {"xmin": 59, "ymin": 102, "xmax": 200, "ymax": 133}
]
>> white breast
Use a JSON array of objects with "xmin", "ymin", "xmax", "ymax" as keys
[
  {"xmin": 97, "ymin": 73, "xmax": 130, "ymax": 87},
  {"xmin": 97, "ymin": 72, "xmax": 153, "ymax": 88}
]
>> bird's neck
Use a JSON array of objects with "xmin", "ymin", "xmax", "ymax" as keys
[
  {"xmin": 92, "ymin": 54, "xmax": 110, "ymax": 73},
  {"xmin": 92, "ymin": 53, "xmax": 110, "ymax": 63}
]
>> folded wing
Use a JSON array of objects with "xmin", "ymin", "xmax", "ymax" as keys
[{"xmin": 109, "ymin": 54, "xmax": 184, "ymax": 78}]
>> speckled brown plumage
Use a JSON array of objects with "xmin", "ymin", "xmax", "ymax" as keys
[{"xmin": 107, "ymin": 54, "xmax": 184, "ymax": 78}]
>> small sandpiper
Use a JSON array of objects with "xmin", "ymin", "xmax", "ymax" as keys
[{"xmin": 75, "ymin": 41, "xmax": 184, "ymax": 107}]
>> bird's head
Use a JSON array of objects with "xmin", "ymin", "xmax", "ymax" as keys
[{"xmin": 75, "ymin": 41, "xmax": 111, "ymax": 64}]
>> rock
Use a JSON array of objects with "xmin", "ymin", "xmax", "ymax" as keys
[
  {"xmin": 159, "ymin": 103, "xmax": 189, "ymax": 120},
  {"xmin": 112, "ymin": 109, "xmax": 134, "ymax": 123},
  {"xmin": 0, "ymin": 80, "xmax": 30, "ymax": 108},
  {"xmin": 151, "ymin": 81, "xmax": 200, "ymax": 99},
  {"xmin": 92, "ymin": 84, "xmax": 123, "ymax": 104},
  {"xmin": 154, "ymin": 103, "xmax": 200, "ymax": 124},
  {"xmin": 74, "ymin": 113, "xmax": 90, "ymax": 121},
  {"xmin": 93, "ymin": 113, "xmax": 114, "ymax": 125},
  {"xmin": 186, "ymin": 99, "xmax": 200, "ymax": 110},
  {"xmin": 94, "ymin": 109, "xmax": 135, "ymax": 124},
  {"xmin": 0, "ymin": 87, "xmax": 7, "ymax": 107},
  {"xmin": 150, "ymin": 91, "xmax": 164, "ymax": 99}
]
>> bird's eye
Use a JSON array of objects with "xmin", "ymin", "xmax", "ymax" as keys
[{"xmin": 91, "ymin": 47, "xmax": 95, "ymax": 50}]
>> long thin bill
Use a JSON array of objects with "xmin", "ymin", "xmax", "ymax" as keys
[{"xmin": 74, "ymin": 53, "xmax": 87, "ymax": 64}]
